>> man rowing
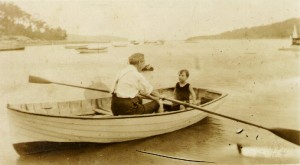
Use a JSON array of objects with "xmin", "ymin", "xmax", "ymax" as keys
[{"xmin": 110, "ymin": 53, "xmax": 164, "ymax": 115}]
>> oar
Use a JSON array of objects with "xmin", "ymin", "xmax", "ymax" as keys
[
  {"xmin": 163, "ymin": 97, "xmax": 300, "ymax": 146},
  {"xmin": 29, "ymin": 75, "xmax": 110, "ymax": 93},
  {"xmin": 29, "ymin": 75, "xmax": 300, "ymax": 146}
]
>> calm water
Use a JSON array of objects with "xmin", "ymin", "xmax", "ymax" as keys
[{"xmin": 0, "ymin": 39, "xmax": 299, "ymax": 164}]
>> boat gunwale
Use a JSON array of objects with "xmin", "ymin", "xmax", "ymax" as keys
[{"xmin": 7, "ymin": 88, "xmax": 227, "ymax": 120}]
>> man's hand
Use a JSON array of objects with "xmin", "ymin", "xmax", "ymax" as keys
[{"xmin": 159, "ymin": 94, "xmax": 166, "ymax": 100}]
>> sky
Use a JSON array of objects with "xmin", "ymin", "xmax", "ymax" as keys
[{"xmin": 4, "ymin": 0, "xmax": 300, "ymax": 40}]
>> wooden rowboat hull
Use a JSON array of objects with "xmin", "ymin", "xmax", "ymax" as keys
[{"xmin": 7, "ymin": 87, "xmax": 227, "ymax": 154}]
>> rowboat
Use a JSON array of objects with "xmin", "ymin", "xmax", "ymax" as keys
[
  {"xmin": 75, "ymin": 47, "xmax": 108, "ymax": 54},
  {"xmin": 7, "ymin": 87, "xmax": 227, "ymax": 154}
]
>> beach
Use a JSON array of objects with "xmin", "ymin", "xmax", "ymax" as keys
[{"xmin": 0, "ymin": 39, "xmax": 299, "ymax": 164}]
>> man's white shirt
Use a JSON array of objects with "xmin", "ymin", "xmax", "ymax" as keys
[{"xmin": 111, "ymin": 65, "xmax": 153, "ymax": 98}]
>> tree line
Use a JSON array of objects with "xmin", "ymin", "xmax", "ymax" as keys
[
  {"xmin": 0, "ymin": 2, "xmax": 67, "ymax": 40},
  {"xmin": 187, "ymin": 18, "xmax": 300, "ymax": 40}
]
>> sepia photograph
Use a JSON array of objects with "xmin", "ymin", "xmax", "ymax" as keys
[{"xmin": 0, "ymin": 0, "xmax": 299, "ymax": 164}]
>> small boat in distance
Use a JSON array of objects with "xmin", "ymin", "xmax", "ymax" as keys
[
  {"xmin": 75, "ymin": 44, "xmax": 108, "ymax": 53},
  {"xmin": 0, "ymin": 44, "xmax": 25, "ymax": 51},
  {"xmin": 64, "ymin": 44, "xmax": 88, "ymax": 49},
  {"xmin": 292, "ymin": 24, "xmax": 300, "ymax": 46},
  {"xmin": 130, "ymin": 40, "xmax": 139, "ymax": 45},
  {"xmin": 278, "ymin": 24, "xmax": 300, "ymax": 51},
  {"xmin": 112, "ymin": 42, "xmax": 128, "ymax": 47},
  {"xmin": 7, "ymin": 87, "xmax": 227, "ymax": 155},
  {"xmin": 278, "ymin": 46, "xmax": 300, "ymax": 51},
  {"xmin": 143, "ymin": 40, "xmax": 164, "ymax": 45},
  {"xmin": 76, "ymin": 47, "xmax": 108, "ymax": 54},
  {"xmin": 155, "ymin": 40, "xmax": 165, "ymax": 45}
]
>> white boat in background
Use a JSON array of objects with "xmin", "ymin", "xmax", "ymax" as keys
[
  {"xmin": 76, "ymin": 48, "xmax": 108, "ymax": 54},
  {"xmin": 278, "ymin": 46, "xmax": 300, "ymax": 51},
  {"xmin": 7, "ymin": 87, "xmax": 227, "ymax": 155},
  {"xmin": 130, "ymin": 40, "xmax": 139, "ymax": 45},
  {"xmin": 278, "ymin": 24, "xmax": 300, "ymax": 51},
  {"xmin": 155, "ymin": 40, "xmax": 165, "ymax": 45},
  {"xmin": 112, "ymin": 42, "xmax": 128, "ymax": 47},
  {"xmin": 292, "ymin": 24, "xmax": 300, "ymax": 46},
  {"xmin": 76, "ymin": 45, "xmax": 108, "ymax": 54},
  {"xmin": 64, "ymin": 44, "xmax": 87, "ymax": 49},
  {"xmin": 143, "ymin": 40, "xmax": 164, "ymax": 45},
  {"xmin": 0, "ymin": 44, "xmax": 25, "ymax": 51},
  {"xmin": 87, "ymin": 43, "xmax": 110, "ymax": 49}
]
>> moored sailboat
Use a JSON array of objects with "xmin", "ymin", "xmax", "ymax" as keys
[{"xmin": 292, "ymin": 24, "xmax": 300, "ymax": 45}]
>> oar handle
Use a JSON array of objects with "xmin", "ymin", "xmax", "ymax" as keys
[{"xmin": 163, "ymin": 97, "xmax": 268, "ymax": 130}]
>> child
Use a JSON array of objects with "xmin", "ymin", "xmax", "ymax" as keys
[{"xmin": 172, "ymin": 69, "xmax": 196, "ymax": 110}]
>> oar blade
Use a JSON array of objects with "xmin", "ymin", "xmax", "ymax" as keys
[
  {"xmin": 270, "ymin": 128, "xmax": 300, "ymax": 146},
  {"xmin": 29, "ymin": 75, "xmax": 52, "ymax": 84},
  {"xmin": 164, "ymin": 97, "xmax": 300, "ymax": 146}
]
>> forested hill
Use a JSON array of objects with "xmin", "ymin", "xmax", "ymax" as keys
[
  {"xmin": 0, "ymin": 2, "xmax": 67, "ymax": 40},
  {"xmin": 186, "ymin": 18, "xmax": 300, "ymax": 41}
]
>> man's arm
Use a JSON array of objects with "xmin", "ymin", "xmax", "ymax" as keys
[{"xmin": 136, "ymin": 74, "xmax": 162, "ymax": 102}]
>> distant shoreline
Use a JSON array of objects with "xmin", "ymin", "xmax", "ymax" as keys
[
  {"xmin": 185, "ymin": 38, "xmax": 292, "ymax": 43},
  {"xmin": 0, "ymin": 36, "xmax": 293, "ymax": 47},
  {"xmin": 186, "ymin": 18, "xmax": 300, "ymax": 41},
  {"xmin": 0, "ymin": 39, "xmax": 114, "ymax": 47},
  {"xmin": 22, "ymin": 40, "xmax": 112, "ymax": 46},
  {"xmin": 0, "ymin": 34, "xmax": 126, "ymax": 47}
]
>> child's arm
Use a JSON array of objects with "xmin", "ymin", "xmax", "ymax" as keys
[
  {"xmin": 189, "ymin": 85, "xmax": 197, "ymax": 104},
  {"xmin": 173, "ymin": 83, "xmax": 178, "ymax": 98},
  {"xmin": 173, "ymin": 88, "xmax": 176, "ymax": 98}
]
